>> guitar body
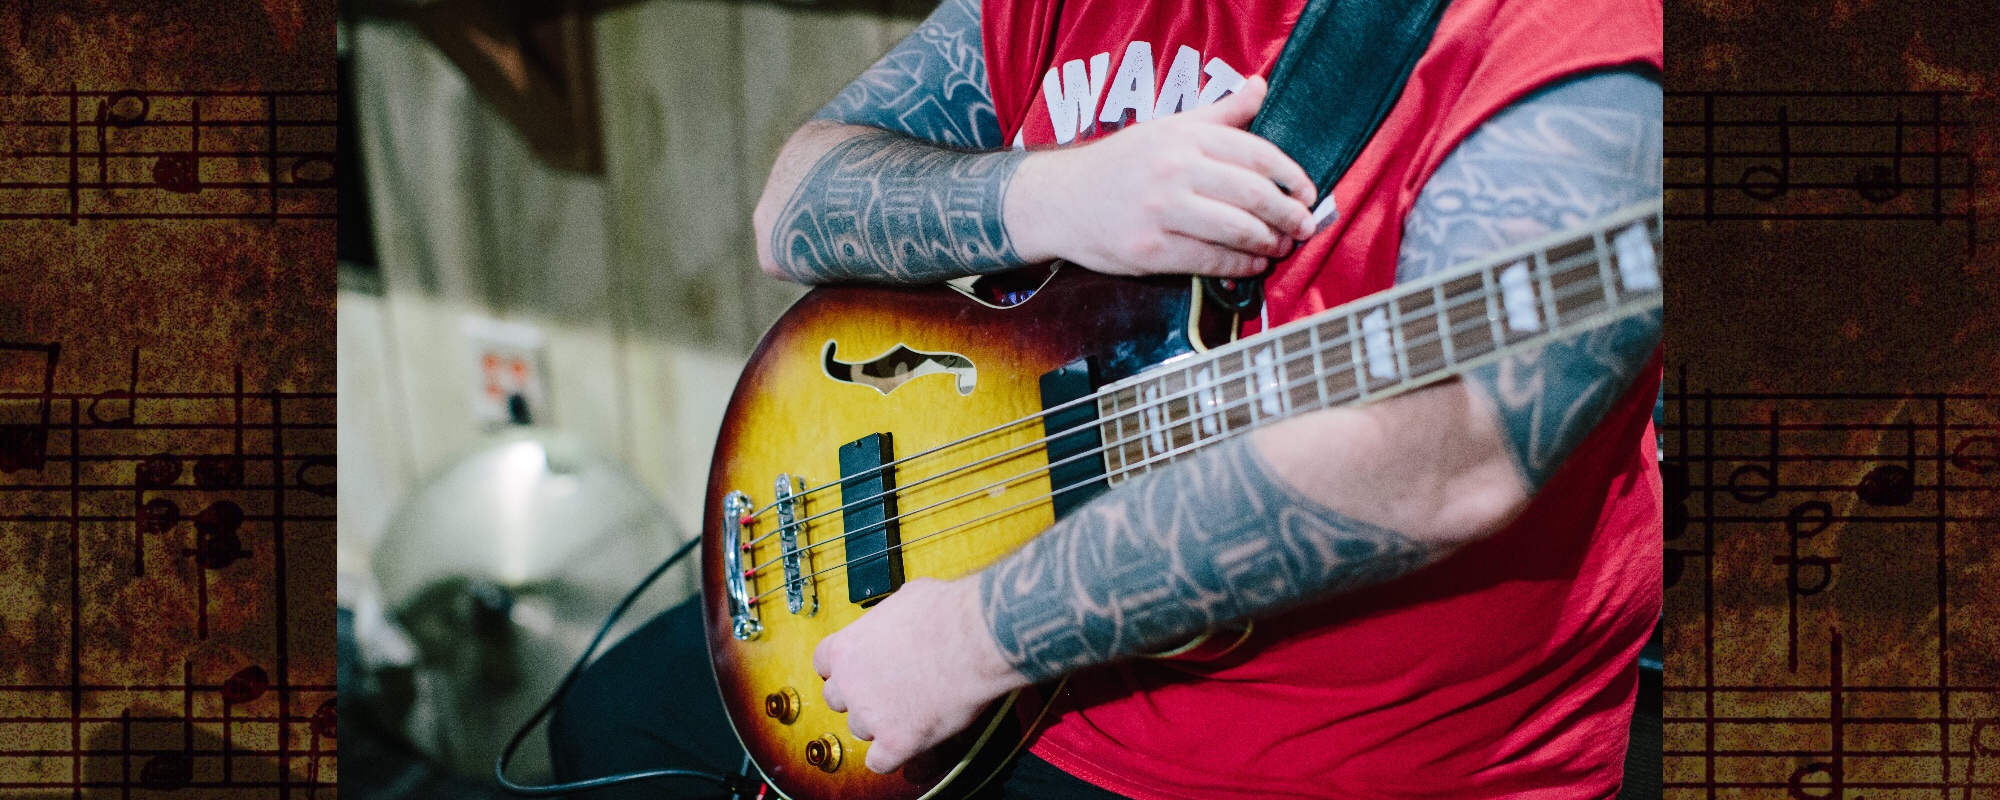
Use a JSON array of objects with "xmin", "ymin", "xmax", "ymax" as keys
[
  {"xmin": 701, "ymin": 267, "xmax": 1202, "ymax": 800},
  {"xmin": 698, "ymin": 201, "xmax": 1664, "ymax": 800}
]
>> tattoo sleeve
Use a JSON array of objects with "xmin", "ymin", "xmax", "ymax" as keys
[
  {"xmin": 768, "ymin": 133, "xmax": 1026, "ymax": 283},
  {"xmin": 1401, "ymin": 69, "xmax": 1665, "ymax": 490},
  {"xmin": 980, "ymin": 437, "xmax": 1431, "ymax": 683},
  {"xmin": 975, "ymin": 70, "xmax": 1665, "ymax": 683},
  {"xmin": 767, "ymin": 0, "xmax": 1028, "ymax": 284},
  {"xmin": 814, "ymin": 0, "xmax": 1002, "ymax": 149}
]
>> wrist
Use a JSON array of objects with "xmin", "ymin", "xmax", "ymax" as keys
[
  {"xmin": 949, "ymin": 575, "xmax": 1033, "ymax": 694},
  {"xmin": 1001, "ymin": 150, "xmax": 1068, "ymax": 264}
]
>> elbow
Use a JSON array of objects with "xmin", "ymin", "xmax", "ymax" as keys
[
  {"xmin": 751, "ymin": 194, "xmax": 794, "ymax": 283},
  {"xmin": 1430, "ymin": 467, "xmax": 1532, "ymax": 546}
]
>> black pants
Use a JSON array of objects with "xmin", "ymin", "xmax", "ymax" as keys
[{"xmin": 548, "ymin": 596, "xmax": 1127, "ymax": 800}]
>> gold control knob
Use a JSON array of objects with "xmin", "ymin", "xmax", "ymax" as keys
[
  {"xmin": 763, "ymin": 688, "xmax": 800, "ymax": 724},
  {"xmin": 803, "ymin": 733, "xmax": 843, "ymax": 773}
]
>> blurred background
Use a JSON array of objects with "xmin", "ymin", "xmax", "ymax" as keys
[{"xmin": 333, "ymin": 0, "xmax": 932, "ymax": 796}]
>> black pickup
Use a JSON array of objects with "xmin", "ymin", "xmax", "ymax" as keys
[{"xmin": 839, "ymin": 433, "xmax": 902, "ymax": 605}]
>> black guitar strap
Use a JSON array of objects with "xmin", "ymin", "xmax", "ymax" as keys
[{"xmin": 1200, "ymin": 0, "xmax": 1453, "ymax": 316}]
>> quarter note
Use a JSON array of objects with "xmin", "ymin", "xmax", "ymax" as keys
[
  {"xmin": 0, "ymin": 340, "xmax": 59, "ymax": 474},
  {"xmin": 151, "ymin": 98, "xmax": 201, "ymax": 194},
  {"xmin": 134, "ymin": 496, "xmax": 179, "ymax": 577},
  {"xmin": 1854, "ymin": 419, "xmax": 1915, "ymax": 507},
  {"xmin": 1738, "ymin": 104, "xmax": 1791, "ymax": 202},
  {"xmin": 1852, "ymin": 111, "xmax": 1903, "ymax": 204},
  {"xmin": 220, "ymin": 664, "xmax": 271, "ymax": 705}
]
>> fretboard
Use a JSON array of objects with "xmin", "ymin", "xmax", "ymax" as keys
[{"xmin": 1093, "ymin": 200, "xmax": 1663, "ymax": 484}]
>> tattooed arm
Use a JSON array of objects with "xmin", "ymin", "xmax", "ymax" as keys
[
  {"xmin": 751, "ymin": 0, "xmax": 1314, "ymax": 285},
  {"xmin": 814, "ymin": 70, "xmax": 1663, "ymax": 772}
]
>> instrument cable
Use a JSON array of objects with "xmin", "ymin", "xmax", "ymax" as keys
[{"xmin": 494, "ymin": 533, "xmax": 762, "ymax": 798}]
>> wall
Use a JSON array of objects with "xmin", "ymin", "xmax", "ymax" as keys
[{"xmin": 336, "ymin": 1, "xmax": 923, "ymax": 604}]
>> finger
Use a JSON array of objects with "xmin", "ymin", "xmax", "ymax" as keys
[
  {"xmin": 1159, "ymin": 195, "xmax": 1290, "ymax": 258},
  {"xmin": 847, "ymin": 714, "xmax": 871, "ymax": 742},
  {"xmin": 1193, "ymin": 127, "xmax": 1316, "ymax": 210},
  {"xmin": 821, "ymin": 677, "xmax": 847, "ymax": 713},
  {"xmin": 813, "ymin": 636, "xmax": 834, "ymax": 680},
  {"xmin": 865, "ymin": 740, "xmax": 908, "ymax": 775},
  {"xmin": 1186, "ymin": 74, "xmax": 1266, "ymax": 129},
  {"xmin": 1189, "ymin": 161, "xmax": 1314, "ymax": 241},
  {"xmin": 1151, "ymin": 233, "xmax": 1269, "ymax": 278}
]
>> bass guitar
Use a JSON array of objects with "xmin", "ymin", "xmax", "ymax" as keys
[{"xmin": 701, "ymin": 200, "xmax": 1664, "ymax": 800}]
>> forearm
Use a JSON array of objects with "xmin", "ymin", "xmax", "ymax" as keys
[
  {"xmin": 978, "ymin": 382, "xmax": 1508, "ymax": 682},
  {"xmin": 752, "ymin": 122, "xmax": 1032, "ymax": 284}
]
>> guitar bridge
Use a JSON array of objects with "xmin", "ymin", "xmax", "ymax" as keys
[
  {"xmin": 775, "ymin": 474, "xmax": 816, "ymax": 616},
  {"xmin": 721, "ymin": 491, "xmax": 761, "ymax": 640}
]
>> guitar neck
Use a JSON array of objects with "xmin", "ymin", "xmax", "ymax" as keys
[{"xmin": 1093, "ymin": 200, "xmax": 1664, "ymax": 485}]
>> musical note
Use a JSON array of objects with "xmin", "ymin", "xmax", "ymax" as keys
[
  {"xmin": 1728, "ymin": 411, "xmax": 1781, "ymax": 503},
  {"xmin": 1665, "ymin": 90, "xmax": 1979, "ymax": 254},
  {"xmin": 0, "ymin": 340, "xmax": 59, "ymax": 473},
  {"xmin": 221, "ymin": 664, "xmax": 271, "ymax": 704},
  {"xmin": 153, "ymin": 98, "xmax": 203, "ymax": 194},
  {"xmin": 0, "ymin": 89, "xmax": 336, "ymax": 221},
  {"xmin": 1951, "ymin": 434, "xmax": 1997, "ymax": 474},
  {"xmin": 1852, "ymin": 111, "xmax": 1903, "ymax": 203},
  {"xmin": 1662, "ymin": 382, "xmax": 1995, "ymax": 797},
  {"xmin": 1855, "ymin": 419, "xmax": 1916, "ymax": 506},
  {"xmin": 1773, "ymin": 500, "xmax": 1838, "ymax": 671},
  {"xmin": 1738, "ymin": 105, "xmax": 1790, "ymax": 201}
]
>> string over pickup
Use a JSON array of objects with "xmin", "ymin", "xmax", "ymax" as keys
[{"xmin": 775, "ymin": 474, "xmax": 817, "ymax": 616}]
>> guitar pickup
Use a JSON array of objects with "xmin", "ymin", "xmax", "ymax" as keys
[
  {"xmin": 775, "ymin": 474, "xmax": 817, "ymax": 616},
  {"xmin": 839, "ymin": 433, "xmax": 902, "ymax": 605}
]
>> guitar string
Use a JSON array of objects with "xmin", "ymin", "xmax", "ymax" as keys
[
  {"xmin": 736, "ymin": 205, "xmax": 1661, "ymax": 530},
  {"xmin": 742, "ymin": 284, "xmax": 1658, "ymax": 599},
  {"xmin": 735, "ymin": 228, "xmax": 1646, "ymax": 562},
  {"xmin": 742, "ymin": 274, "xmax": 1509, "ymax": 551},
  {"xmin": 741, "ymin": 261, "xmax": 1641, "ymax": 580},
  {"xmin": 743, "ymin": 285, "xmax": 1660, "ymax": 607}
]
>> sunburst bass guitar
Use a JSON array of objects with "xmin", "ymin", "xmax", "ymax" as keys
[{"xmin": 700, "ymin": 200, "xmax": 1664, "ymax": 800}]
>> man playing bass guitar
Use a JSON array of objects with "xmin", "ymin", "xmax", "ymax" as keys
[{"xmin": 550, "ymin": 0, "xmax": 1664, "ymax": 796}]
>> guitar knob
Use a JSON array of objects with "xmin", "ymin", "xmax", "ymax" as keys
[
  {"xmin": 804, "ymin": 733, "xmax": 843, "ymax": 772},
  {"xmin": 764, "ymin": 688, "xmax": 800, "ymax": 724}
]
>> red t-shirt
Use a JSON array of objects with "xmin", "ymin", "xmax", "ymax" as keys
[{"xmin": 982, "ymin": 0, "xmax": 1664, "ymax": 797}]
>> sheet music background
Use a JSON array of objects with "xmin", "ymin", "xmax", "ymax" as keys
[
  {"xmin": 1664, "ymin": 0, "xmax": 1998, "ymax": 796},
  {"xmin": 0, "ymin": 2, "xmax": 336, "ymax": 798}
]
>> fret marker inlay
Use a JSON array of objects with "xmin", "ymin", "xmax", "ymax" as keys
[
  {"xmin": 1252, "ymin": 347, "xmax": 1282, "ymax": 417},
  {"xmin": 1499, "ymin": 262, "xmax": 1541, "ymax": 333},
  {"xmin": 1613, "ymin": 223, "xmax": 1659, "ymax": 292},
  {"xmin": 1362, "ymin": 308, "xmax": 1396, "ymax": 380}
]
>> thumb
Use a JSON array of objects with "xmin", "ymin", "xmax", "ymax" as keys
[{"xmin": 1187, "ymin": 74, "xmax": 1267, "ymax": 128}]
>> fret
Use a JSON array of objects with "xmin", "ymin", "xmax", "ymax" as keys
[
  {"xmin": 1346, "ymin": 311, "xmax": 1370, "ymax": 401},
  {"xmin": 1534, "ymin": 248, "xmax": 1561, "ymax": 334},
  {"xmin": 1074, "ymin": 202, "xmax": 1658, "ymax": 487},
  {"xmin": 1432, "ymin": 283, "xmax": 1455, "ymax": 369},
  {"xmin": 1592, "ymin": 229, "xmax": 1619, "ymax": 309},
  {"xmin": 1141, "ymin": 383, "xmax": 1167, "ymax": 460},
  {"xmin": 1308, "ymin": 321, "xmax": 1328, "ymax": 410},
  {"xmin": 1386, "ymin": 300, "xmax": 1411, "ymax": 384},
  {"xmin": 1481, "ymin": 265, "xmax": 1506, "ymax": 353}
]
